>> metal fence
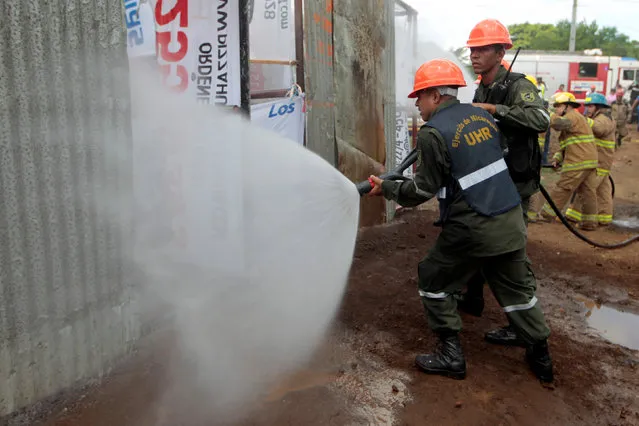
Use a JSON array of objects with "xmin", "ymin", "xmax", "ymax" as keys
[
  {"xmin": 303, "ymin": 0, "xmax": 397, "ymax": 226},
  {"xmin": 0, "ymin": 0, "xmax": 138, "ymax": 419},
  {"xmin": 302, "ymin": 0, "xmax": 338, "ymax": 167}
]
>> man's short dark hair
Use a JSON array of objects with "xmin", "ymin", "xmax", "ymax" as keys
[{"xmin": 493, "ymin": 44, "xmax": 506, "ymax": 54}]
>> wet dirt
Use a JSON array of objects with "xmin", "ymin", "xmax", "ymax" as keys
[
  {"xmin": 612, "ymin": 201, "xmax": 639, "ymax": 230},
  {"xmin": 612, "ymin": 218, "xmax": 639, "ymax": 230},
  {"xmin": 26, "ymin": 129, "xmax": 639, "ymax": 426},
  {"xmin": 263, "ymin": 370, "xmax": 339, "ymax": 403}
]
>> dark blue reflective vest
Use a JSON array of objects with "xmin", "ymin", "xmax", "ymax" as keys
[{"xmin": 425, "ymin": 103, "xmax": 521, "ymax": 223}]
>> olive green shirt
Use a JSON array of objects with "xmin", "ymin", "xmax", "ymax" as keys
[
  {"xmin": 474, "ymin": 66, "xmax": 550, "ymax": 199},
  {"xmin": 381, "ymin": 99, "xmax": 526, "ymax": 257}
]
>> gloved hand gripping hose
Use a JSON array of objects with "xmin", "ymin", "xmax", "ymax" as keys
[{"xmin": 355, "ymin": 148, "xmax": 419, "ymax": 195}]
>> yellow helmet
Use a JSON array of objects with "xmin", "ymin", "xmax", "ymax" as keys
[
  {"xmin": 525, "ymin": 75, "xmax": 538, "ymax": 87},
  {"xmin": 553, "ymin": 92, "xmax": 580, "ymax": 107}
]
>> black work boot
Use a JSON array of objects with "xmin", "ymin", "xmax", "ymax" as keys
[
  {"xmin": 415, "ymin": 334, "xmax": 466, "ymax": 380},
  {"xmin": 456, "ymin": 293, "xmax": 484, "ymax": 317},
  {"xmin": 526, "ymin": 340, "xmax": 554, "ymax": 383},
  {"xmin": 484, "ymin": 325, "xmax": 526, "ymax": 347}
]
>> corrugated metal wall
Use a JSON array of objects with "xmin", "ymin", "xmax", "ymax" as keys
[
  {"xmin": 383, "ymin": 0, "xmax": 397, "ymax": 222},
  {"xmin": 333, "ymin": 0, "xmax": 394, "ymax": 226},
  {"xmin": 302, "ymin": 0, "xmax": 395, "ymax": 226},
  {"xmin": 0, "ymin": 0, "xmax": 138, "ymax": 418},
  {"xmin": 303, "ymin": 0, "xmax": 337, "ymax": 166}
]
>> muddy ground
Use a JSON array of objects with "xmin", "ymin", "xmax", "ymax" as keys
[{"xmin": 23, "ymin": 129, "xmax": 639, "ymax": 426}]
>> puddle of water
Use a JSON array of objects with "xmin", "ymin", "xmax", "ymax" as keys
[
  {"xmin": 578, "ymin": 298, "xmax": 639, "ymax": 350},
  {"xmin": 264, "ymin": 370, "xmax": 338, "ymax": 402},
  {"xmin": 612, "ymin": 217, "xmax": 639, "ymax": 230}
]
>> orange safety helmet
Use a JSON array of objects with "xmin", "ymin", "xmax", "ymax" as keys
[
  {"xmin": 475, "ymin": 59, "xmax": 511, "ymax": 83},
  {"xmin": 408, "ymin": 59, "xmax": 467, "ymax": 98},
  {"xmin": 467, "ymin": 19, "xmax": 513, "ymax": 49}
]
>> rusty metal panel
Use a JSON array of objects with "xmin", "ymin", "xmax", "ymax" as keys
[
  {"xmin": 383, "ymin": 0, "xmax": 397, "ymax": 221},
  {"xmin": 303, "ymin": 0, "xmax": 336, "ymax": 166},
  {"xmin": 333, "ymin": 0, "xmax": 391, "ymax": 226},
  {"xmin": 0, "ymin": 0, "xmax": 136, "ymax": 418}
]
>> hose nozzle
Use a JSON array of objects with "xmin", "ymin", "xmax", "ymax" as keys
[{"xmin": 356, "ymin": 148, "xmax": 419, "ymax": 196}]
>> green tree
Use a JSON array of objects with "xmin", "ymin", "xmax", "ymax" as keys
[{"xmin": 506, "ymin": 20, "xmax": 639, "ymax": 58}]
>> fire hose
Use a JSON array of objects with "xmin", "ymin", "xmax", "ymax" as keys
[
  {"xmin": 356, "ymin": 150, "xmax": 639, "ymax": 249},
  {"xmin": 355, "ymin": 148, "xmax": 418, "ymax": 195}
]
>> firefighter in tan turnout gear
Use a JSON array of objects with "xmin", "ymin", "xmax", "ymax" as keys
[
  {"xmin": 534, "ymin": 92, "xmax": 599, "ymax": 230},
  {"xmin": 565, "ymin": 93, "xmax": 616, "ymax": 226}
]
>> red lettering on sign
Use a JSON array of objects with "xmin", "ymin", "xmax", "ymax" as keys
[
  {"xmin": 154, "ymin": 0, "xmax": 189, "ymax": 93},
  {"xmin": 156, "ymin": 31, "xmax": 188, "ymax": 62},
  {"xmin": 155, "ymin": 0, "xmax": 188, "ymax": 26},
  {"xmin": 160, "ymin": 64, "xmax": 189, "ymax": 92}
]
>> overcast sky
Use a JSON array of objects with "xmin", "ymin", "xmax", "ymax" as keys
[{"xmin": 402, "ymin": 0, "xmax": 639, "ymax": 52}]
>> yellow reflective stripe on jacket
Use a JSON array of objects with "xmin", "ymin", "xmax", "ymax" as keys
[
  {"xmin": 586, "ymin": 117, "xmax": 594, "ymax": 127},
  {"xmin": 559, "ymin": 134, "xmax": 594, "ymax": 149},
  {"xmin": 561, "ymin": 159, "xmax": 598, "ymax": 172},
  {"xmin": 596, "ymin": 168, "xmax": 610, "ymax": 176},
  {"xmin": 595, "ymin": 138, "xmax": 616, "ymax": 149}
]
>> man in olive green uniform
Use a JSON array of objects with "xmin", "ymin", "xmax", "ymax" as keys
[
  {"xmin": 457, "ymin": 19, "xmax": 550, "ymax": 347},
  {"xmin": 369, "ymin": 58, "xmax": 553, "ymax": 383}
]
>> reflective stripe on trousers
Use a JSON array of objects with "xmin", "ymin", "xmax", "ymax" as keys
[
  {"xmin": 419, "ymin": 290, "xmax": 448, "ymax": 299},
  {"xmin": 503, "ymin": 296, "xmax": 538, "ymax": 313},
  {"xmin": 598, "ymin": 214, "xmax": 613, "ymax": 224}
]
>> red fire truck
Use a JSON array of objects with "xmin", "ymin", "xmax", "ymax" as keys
[{"xmin": 504, "ymin": 50, "xmax": 639, "ymax": 102}]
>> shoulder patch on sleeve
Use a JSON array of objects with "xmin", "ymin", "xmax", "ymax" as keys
[{"xmin": 521, "ymin": 91, "xmax": 536, "ymax": 102}]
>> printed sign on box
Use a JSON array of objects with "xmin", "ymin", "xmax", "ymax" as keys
[
  {"xmin": 395, "ymin": 110, "xmax": 413, "ymax": 178},
  {"xmin": 249, "ymin": 0, "xmax": 295, "ymax": 92},
  {"xmin": 248, "ymin": 0, "xmax": 295, "ymax": 62},
  {"xmin": 251, "ymin": 97, "xmax": 305, "ymax": 145},
  {"xmin": 123, "ymin": 0, "xmax": 157, "ymax": 58},
  {"xmin": 148, "ymin": 0, "xmax": 242, "ymax": 106}
]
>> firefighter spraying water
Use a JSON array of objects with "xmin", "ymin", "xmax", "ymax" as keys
[{"xmin": 364, "ymin": 58, "xmax": 554, "ymax": 382}]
